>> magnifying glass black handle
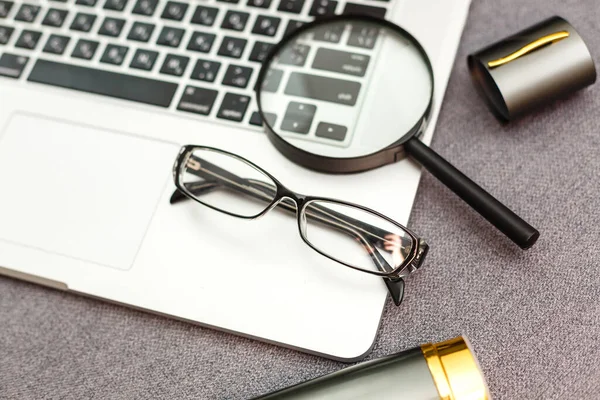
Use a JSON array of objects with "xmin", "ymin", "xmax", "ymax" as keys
[{"xmin": 404, "ymin": 138, "xmax": 539, "ymax": 249}]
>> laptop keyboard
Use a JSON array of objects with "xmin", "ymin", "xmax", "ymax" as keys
[{"xmin": 0, "ymin": 0, "xmax": 391, "ymax": 130}]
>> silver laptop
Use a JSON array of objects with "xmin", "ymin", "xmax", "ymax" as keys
[{"xmin": 0, "ymin": 0, "xmax": 470, "ymax": 361}]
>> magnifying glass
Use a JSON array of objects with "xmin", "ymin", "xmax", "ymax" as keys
[{"xmin": 255, "ymin": 14, "xmax": 539, "ymax": 250}]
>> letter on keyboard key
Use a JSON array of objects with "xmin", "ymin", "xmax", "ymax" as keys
[
  {"xmin": 177, "ymin": 86, "xmax": 218, "ymax": 116},
  {"xmin": 281, "ymin": 102, "xmax": 316, "ymax": 134},
  {"xmin": 285, "ymin": 72, "xmax": 361, "ymax": 106},
  {"xmin": 161, "ymin": 1, "xmax": 189, "ymax": 21},
  {"xmin": 312, "ymin": 48, "xmax": 370, "ymax": 77},
  {"xmin": 217, "ymin": 36, "xmax": 247, "ymax": 59},
  {"xmin": 71, "ymin": 39, "xmax": 99, "ymax": 60},
  {"xmin": 28, "ymin": 59, "xmax": 178, "ymax": 107},
  {"xmin": 128, "ymin": 22, "xmax": 155, "ymax": 42},
  {"xmin": 187, "ymin": 31, "xmax": 216, "ymax": 53},
  {"xmin": 157, "ymin": 26, "xmax": 184, "ymax": 47},
  {"xmin": 15, "ymin": 30, "xmax": 41, "ymax": 50},
  {"xmin": 100, "ymin": 44, "xmax": 129, "ymax": 65},
  {"xmin": 190, "ymin": 59, "xmax": 221, "ymax": 82},
  {"xmin": 315, "ymin": 122, "xmax": 347, "ymax": 141},
  {"xmin": 222, "ymin": 64, "xmax": 253, "ymax": 88},
  {"xmin": 160, "ymin": 54, "xmax": 189, "ymax": 76},
  {"xmin": 42, "ymin": 8, "xmax": 69, "ymax": 27},
  {"xmin": 98, "ymin": 17, "xmax": 126, "ymax": 37},
  {"xmin": 0, "ymin": 53, "xmax": 28, "ymax": 78},
  {"xmin": 132, "ymin": 0, "xmax": 158, "ymax": 16},
  {"xmin": 70, "ymin": 13, "xmax": 97, "ymax": 32},
  {"xmin": 130, "ymin": 49, "xmax": 158, "ymax": 70},
  {"xmin": 43, "ymin": 34, "xmax": 70, "ymax": 55},
  {"xmin": 217, "ymin": 93, "xmax": 250, "ymax": 122},
  {"xmin": 191, "ymin": 6, "xmax": 219, "ymax": 26}
]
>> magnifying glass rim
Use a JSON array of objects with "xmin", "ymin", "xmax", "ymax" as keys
[{"xmin": 255, "ymin": 13, "xmax": 436, "ymax": 174}]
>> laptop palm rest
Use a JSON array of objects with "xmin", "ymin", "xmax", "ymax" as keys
[{"xmin": 0, "ymin": 112, "xmax": 177, "ymax": 271}]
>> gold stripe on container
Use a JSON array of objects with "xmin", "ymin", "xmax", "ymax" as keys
[
  {"xmin": 421, "ymin": 336, "xmax": 489, "ymax": 400},
  {"xmin": 487, "ymin": 31, "xmax": 570, "ymax": 68}
]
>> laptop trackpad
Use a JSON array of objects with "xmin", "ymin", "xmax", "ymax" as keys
[{"xmin": 0, "ymin": 113, "xmax": 178, "ymax": 270}]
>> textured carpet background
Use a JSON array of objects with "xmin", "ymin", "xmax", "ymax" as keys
[{"xmin": 1, "ymin": 0, "xmax": 599, "ymax": 399}]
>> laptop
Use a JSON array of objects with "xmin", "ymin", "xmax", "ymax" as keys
[{"xmin": 0, "ymin": 0, "xmax": 471, "ymax": 361}]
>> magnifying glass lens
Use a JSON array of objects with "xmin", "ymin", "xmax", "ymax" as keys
[{"xmin": 258, "ymin": 18, "xmax": 433, "ymax": 159}]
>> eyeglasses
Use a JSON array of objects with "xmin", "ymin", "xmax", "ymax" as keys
[{"xmin": 170, "ymin": 145, "xmax": 429, "ymax": 306}]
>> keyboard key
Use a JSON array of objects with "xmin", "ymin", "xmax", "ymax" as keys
[
  {"xmin": 42, "ymin": 8, "xmax": 69, "ymax": 27},
  {"xmin": 0, "ymin": 25, "xmax": 14, "ymax": 44},
  {"xmin": 222, "ymin": 64, "xmax": 253, "ymax": 88},
  {"xmin": 0, "ymin": 53, "xmax": 28, "ymax": 78},
  {"xmin": 221, "ymin": 10, "xmax": 249, "ymax": 31},
  {"xmin": 0, "ymin": 1, "xmax": 14, "ymax": 18},
  {"xmin": 100, "ymin": 44, "xmax": 129, "ymax": 65},
  {"xmin": 347, "ymin": 23, "xmax": 379, "ymax": 49},
  {"xmin": 191, "ymin": 6, "xmax": 218, "ymax": 26},
  {"xmin": 132, "ymin": 0, "xmax": 158, "ymax": 16},
  {"xmin": 28, "ymin": 59, "xmax": 178, "ymax": 107},
  {"xmin": 247, "ymin": 0, "xmax": 271, "ymax": 8},
  {"xmin": 71, "ymin": 13, "xmax": 96, "ymax": 32},
  {"xmin": 160, "ymin": 54, "xmax": 189, "ymax": 76},
  {"xmin": 281, "ymin": 102, "xmax": 316, "ymax": 134},
  {"xmin": 217, "ymin": 0, "xmax": 239, "ymax": 4},
  {"xmin": 190, "ymin": 59, "xmax": 221, "ymax": 82},
  {"xmin": 104, "ymin": 0, "xmax": 128, "ymax": 11},
  {"xmin": 249, "ymin": 41, "xmax": 274, "ymax": 63},
  {"xmin": 217, "ymin": 37, "xmax": 247, "ymax": 59},
  {"xmin": 71, "ymin": 39, "xmax": 99, "ymax": 60},
  {"xmin": 127, "ymin": 22, "xmax": 154, "ymax": 42},
  {"xmin": 252, "ymin": 15, "xmax": 280, "ymax": 36},
  {"xmin": 98, "ymin": 17, "xmax": 126, "ymax": 37},
  {"xmin": 14, "ymin": 4, "xmax": 40, "ymax": 22},
  {"xmin": 313, "ymin": 23, "xmax": 342, "ymax": 42},
  {"xmin": 129, "ymin": 48, "xmax": 158, "ymax": 70},
  {"xmin": 343, "ymin": 2, "xmax": 386, "ymax": 18},
  {"xmin": 259, "ymin": 68, "xmax": 282, "ymax": 92},
  {"xmin": 217, "ymin": 93, "xmax": 250, "ymax": 122},
  {"xmin": 277, "ymin": 0, "xmax": 304, "ymax": 14},
  {"xmin": 187, "ymin": 31, "xmax": 215, "ymax": 53},
  {"xmin": 249, "ymin": 111, "xmax": 276, "ymax": 126},
  {"xmin": 285, "ymin": 72, "xmax": 360, "ymax": 106},
  {"xmin": 315, "ymin": 122, "xmax": 346, "ymax": 141},
  {"xmin": 309, "ymin": 0, "xmax": 337, "ymax": 17},
  {"xmin": 312, "ymin": 48, "xmax": 370, "ymax": 77},
  {"xmin": 43, "ymin": 34, "xmax": 70, "ymax": 54},
  {"xmin": 161, "ymin": 1, "xmax": 188, "ymax": 21},
  {"xmin": 75, "ymin": 0, "xmax": 97, "ymax": 6},
  {"xmin": 177, "ymin": 85, "xmax": 218, "ymax": 116},
  {"xmin": 15, "ymin": 30, "xmax": 42, "ymax": 50},
  {"xmin": 283, "ymin": 19, "xmax": 305, "ymax": 37},
  {"xmin": 156, "ymin": 26, "xmax": 184, "ymax": 47},
  {"xmin": 278, "ymin": 43, "xmax": 309, "ymax": 66}
]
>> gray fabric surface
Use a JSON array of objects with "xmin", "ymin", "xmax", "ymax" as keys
[{"xmin": 1, "ymin": 1, "xmax": 599, "ymax": 398}]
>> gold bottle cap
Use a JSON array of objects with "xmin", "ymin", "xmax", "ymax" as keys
[{"xmin": 421, "ymin": 336, "xmax": 490, "ymax": 400}]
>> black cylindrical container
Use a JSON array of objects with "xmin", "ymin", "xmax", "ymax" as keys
[{"xmin": 253, "ymin": 336, "xmax": 489, "ymax": 400}]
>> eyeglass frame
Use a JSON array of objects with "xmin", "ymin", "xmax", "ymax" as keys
[{"xmin": 171, "ymin": 145, "xmax": 429, "ymax": 306}]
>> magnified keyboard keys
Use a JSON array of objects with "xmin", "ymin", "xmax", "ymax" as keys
[
  {"xmin": 132, "ymin": 0, "xmax": 158, "ymax": 16},
  {"xmin": 285, "ymin": 72, "xmax": 360, "ymax": 106},
  {"xmin": 343, "ymin": 3, "xmax": 386, "ymax": 18},
  {"xmin": 347, "ymin": 23, "xmax": 379, "ymax": 49},
  {"xmin": 0, "ymin": 2, "xmax": 14, "ymax": 19},
  {"xmin": 258, "ymin": 68, "xmax": 282, "ymax": 92},
  {"xmin": 217, "ymin": 93, "xmax": 250, "ymax": 122},
  {"xmin": 0, "ymin": 25, "xmax": 14, "ymax": 44},
  {"xmin": 312, "ymin": 48, "xmax": 370, "ymax": 77},
  {"xmin": 315, "ymin": 122, "xmax": 347, "ymax": 141},
  {"xmin": 28, "ymin": 60, "xmax": 178, "ymax": 107},
  {"xmin": 278, "ymin": 43, "xmax": 309, "ymax": 66},
  {"xmin": 177, "ymin": 85, "xmax": 218, "ymax": 116},
  {"xmin": 313, "ymin": 24, "xmax": 343, "ymax": 43},
  {"xmin": 0, "ymin": 53, "xmax": 28, "ymax": 78},
  {"xmin": 281, "ymin": 102, "xmax": 316, "ymax": 134}
]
